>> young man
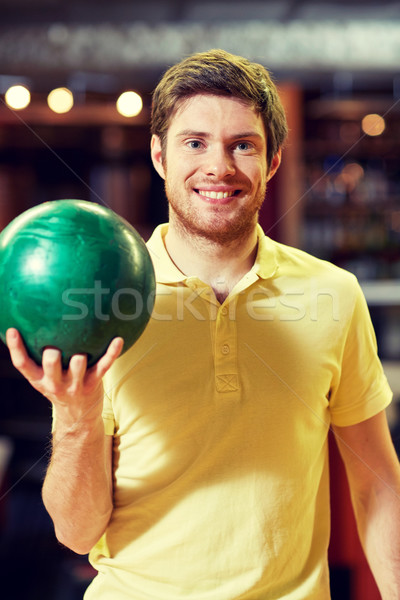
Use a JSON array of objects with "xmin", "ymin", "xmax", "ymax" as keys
[{"xmin": 6, "ymin": 49, "xmax": 400, "ymax": 599}]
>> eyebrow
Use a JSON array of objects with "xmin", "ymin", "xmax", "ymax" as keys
[{"xmin": 175, "ymin": 129, "xmax": 264, "ymax": 140}]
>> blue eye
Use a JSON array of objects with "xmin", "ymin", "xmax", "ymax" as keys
[
  {"xmin": 236, "ymin": 142, "xmax": 250, "ymax": 151},
  {"xmin": 188, "ymin": 140, "xmax": 202, "ymax": 149}
]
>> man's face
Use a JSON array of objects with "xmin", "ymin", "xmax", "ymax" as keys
[{"xmin": 151, "ymin": 94, "xmax": 280, "ymax": 244}]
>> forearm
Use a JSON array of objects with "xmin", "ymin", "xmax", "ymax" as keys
[
  {"xmin": 352, "ymin": 479, "xmax": 400, "ymax": 599},
  {"xmin": 5, "ymin": 330, "xmax": 122, "ymax": 553},
  {"xmin": 42, "ymin": 415, "xmax": 113, "ymax": 555},
  {"xmin": 333, "ymin": 413, "xmax": 400, "ymax": 599}
]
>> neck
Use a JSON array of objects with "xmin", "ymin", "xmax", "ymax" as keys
[{"xmin": 164, "ymin": 219, "xmax": 259, "ymax": 302}]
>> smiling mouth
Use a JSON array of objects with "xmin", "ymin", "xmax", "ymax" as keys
[{"xmin": 195, "ymin": 189, "xmax": 240, "ymax": 200}]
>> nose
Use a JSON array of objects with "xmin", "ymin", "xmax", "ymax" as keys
[{"xmin": 202, "ymin": 145, "xmax": 236, "ymax": 178}]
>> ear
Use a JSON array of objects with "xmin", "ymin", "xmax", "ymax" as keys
[
  {"xmin": 266, "ymin": 148, "xmax": 282, "ymax": 182},
  {"xmin": 150, "ymin": 135, "xmax": 166, "ymax": 180}
]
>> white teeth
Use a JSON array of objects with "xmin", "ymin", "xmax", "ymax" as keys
[{"xmin": 198, "ymin": 190, "xmax": 232, "ymax": 199}]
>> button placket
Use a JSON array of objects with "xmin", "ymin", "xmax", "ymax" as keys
[{"xmin": 214, "ymin": 300, "xmax": 239, "ymax": 393}]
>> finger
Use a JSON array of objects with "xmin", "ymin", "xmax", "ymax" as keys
[
  {"xmin": 93, "ymin": 337, "xmax": 124, "ymax": 380},
  {"xmin": 42, "ymin": 347, "xmax": 63, "ymax": 382},
  {"xmin": 68, "ymin": 353, "xmax": 88, "ymax": 383},
  {"xmin": 6, "ymin": 328, "xmax": 42, "ymax": 380}
]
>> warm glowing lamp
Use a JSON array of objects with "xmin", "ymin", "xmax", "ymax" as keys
[
  {"xmin": 5, "ymin": 85, "xmax": 31, "ymax": 110},
  {"xmin": 47, "ymin": 87, "xmax": 74, "ymax": 114},
  {"xmin": 116, "ymin": 91, "xmax": 143, "ymax": 117},
  {"xmin": 361, "ymin": 113, "xmax": 385, "ymax": 137}
]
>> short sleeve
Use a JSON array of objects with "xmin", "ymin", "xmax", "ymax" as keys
[{"xmin": 329, "ymin": 280, "xmax": 393, "ymax": 426}]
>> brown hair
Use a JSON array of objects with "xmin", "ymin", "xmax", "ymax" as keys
[{"xmin": 151, "ymin": 48, "xmax": 288, "ymax": 170}]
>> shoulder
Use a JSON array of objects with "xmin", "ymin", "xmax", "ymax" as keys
[
  {"xmin": 270, "ymin": 237, "xmax": 358, "ymax": 290},
  {"xmin": 260, "ymin": 238, "xmax": 366, "ymax": 324}
]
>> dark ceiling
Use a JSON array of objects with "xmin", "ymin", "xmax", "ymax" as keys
[
  {"xmin": 0, "ymin": 0, "xmax": 399, "ymax": 94},
  {"xmin": 1, "ymin": 0, "xmax": 400, "ymax": 24}
]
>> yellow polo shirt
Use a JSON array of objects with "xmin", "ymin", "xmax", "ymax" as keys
[{"xmin": 85, "ymin": 224, "xmax": 392, "ymax": 600}]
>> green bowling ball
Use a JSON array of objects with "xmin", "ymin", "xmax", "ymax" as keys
[{"xmin": 0, "ymin": 199, "xmax": 155, "ymax": 369}]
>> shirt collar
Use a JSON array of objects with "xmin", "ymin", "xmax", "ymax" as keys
[
  {"xmin": 146, "ymin": 224, "xmax": 187, "ymax": 284},
  {"xmin": 252, "ymin": 223, "xmax": 279, "ymax": 280},
  {"xmin": 146, "ymin": 223, "xmax": 278, "ymax": 284}
]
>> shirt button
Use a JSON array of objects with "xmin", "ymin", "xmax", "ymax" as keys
[
  {"xmin": 221, "ymin": 344, "xmax": 230, "ymax": 355},
  {"xmin": 221, "ymin": 307, "xmax": 228, "ymax": 316}
]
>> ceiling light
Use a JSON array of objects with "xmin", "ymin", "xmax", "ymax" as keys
[
  {"xmin": 116, "ymin": 91, "xmax": 143, "ymax": 117},
  {"xmin": 47, "ymin": 87, "xmax": 74, "ymax": 114},
  {"xmin": 4, "ymin": 84, "xmax": 31, "ymax": 110}
]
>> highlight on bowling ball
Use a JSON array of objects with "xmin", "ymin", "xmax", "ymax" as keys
[{"xmin": 0, "ymin": 199, "xmax": 156, "ymax": 369}]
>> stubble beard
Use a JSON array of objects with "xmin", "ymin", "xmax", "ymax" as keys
[{"xmin": 164, "ymin": 179, "xmax": 267, "ymax": 247}]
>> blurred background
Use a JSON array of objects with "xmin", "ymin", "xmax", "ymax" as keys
[{"xmin": 0, "ymin": 1, "xmax": 399, "ymax": 598}]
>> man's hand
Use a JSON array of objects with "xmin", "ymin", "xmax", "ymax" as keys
[
  {"xmin": 6, "ymin": 327, "xmax": 124, "ymax": 428},
  {"xmin": 5, "ymin": 327, "xmax": 124, "ymax": 553}
]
